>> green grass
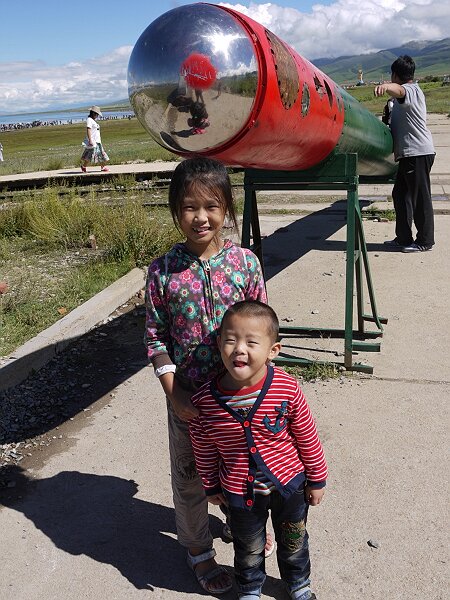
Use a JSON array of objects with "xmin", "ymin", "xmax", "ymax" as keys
[
  {"xmin": 0, "ymin": 252, "xmax": 133, "ymax": 356},
  {"xmin": 347, "ymin": 81, "xmax": 450, "ymax": 115}
]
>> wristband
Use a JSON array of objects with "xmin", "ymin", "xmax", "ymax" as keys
[{"xmin": 154, "ymin": 364, "xmax": 176, "ymax": 378}]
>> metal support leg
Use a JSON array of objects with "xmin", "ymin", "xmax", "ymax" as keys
[
  {"xmin": 242, "ymin": 154, "xmax": 388, "ymax": 373},
  {"xmin": 345, "ymin": 186, "xmax": 357, "ymax": 369}
]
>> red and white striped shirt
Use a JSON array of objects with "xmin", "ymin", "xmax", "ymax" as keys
[{"xmin": 190, "ymin": 366, "xmax": 328, "ymax": 509}]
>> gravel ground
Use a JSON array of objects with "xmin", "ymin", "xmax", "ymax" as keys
[{"xmin": 0, "ymin": 294, "xmax": 146, "ymax": 478}]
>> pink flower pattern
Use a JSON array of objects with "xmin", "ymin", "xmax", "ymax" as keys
[{"xmin": 145, "ymin": 241, "xmax": 266, "ymax": 386}]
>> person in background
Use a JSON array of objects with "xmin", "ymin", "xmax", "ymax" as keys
[
  {"xmin": 374, "ymin": 55, "xmax": 435, "ymax": 253},
  {"xmin": 189, "ymin": 101, "xmax": 210, "ymax": 135},
  {"xmin": 80, "ymin": 106, "xmax": 109, "ymax": 173},
  {"xmin": 144, "ymin": 157, "xmax": 270, "ymax": 595},
  {"xmin": 190, "ymin": 300, "xmax": 328, "ymax": 600},
  {"xmin": 0, "ymin": 141, "xmax": 4, "ymax": 162}
]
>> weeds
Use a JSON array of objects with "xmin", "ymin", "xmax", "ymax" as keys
[
  {"xmin": 46, "ymin": 158, "xmax": 64, "ymax": 171},
  {"xmin": 364, "ymin": 206, "xmax": 396, "ymax": 221},
  {"xmin": 94, "ymin": 199, "xmax": 181, "ymax": 266},
  {"xmin": 283, "ymin": 362, "xmax": 341, "ymax": 382},
  {"xmin": 24, "ymin": 191, "xmax": 102, "ymax": 248}
]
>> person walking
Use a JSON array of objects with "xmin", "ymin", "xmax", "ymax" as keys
[
  {"xmin": 374, "ymin": 55, "xmax": 435, "ymax": 252},
  {"xmin": 80, "ymin": 106, "xmax": 109, "ymax": 173}
]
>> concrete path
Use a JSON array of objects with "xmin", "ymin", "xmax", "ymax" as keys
[{"xmin": 1, "ymin": 114, "xmax": 449, "ymax": 600}]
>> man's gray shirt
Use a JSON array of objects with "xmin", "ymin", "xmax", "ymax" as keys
[{"xmin": 390, "ymin": 83, "xmax": 435, "ymax": 161}]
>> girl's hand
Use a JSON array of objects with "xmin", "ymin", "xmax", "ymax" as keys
[
  {"xmin": 169, "ymin": 386, "xmax": 200, "ymax": 422},
  {"xmin": 305, "ymin": 485, "xmax": 325, "ymax": 506},
  {"xmin": 207, "ymin": 493, "xmax": 227, "ymax": 506}
]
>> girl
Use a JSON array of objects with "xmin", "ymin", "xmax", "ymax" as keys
[
  {"xmin": 145, "ymin": 157, "xmax": 267, "ymax": 595},
  {"xmin": 80, "ymin": 106, "xmax": 110, "ymax": 173}
]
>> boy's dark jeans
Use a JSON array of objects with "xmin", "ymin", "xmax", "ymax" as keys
[{"xmin": 228, "ymin": 485, "xmax": 311, "ymax": 596}]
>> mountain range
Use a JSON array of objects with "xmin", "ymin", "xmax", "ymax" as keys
[{"xmin": 313, "ymin": 37, "xmax": 450, "ymax": 85}]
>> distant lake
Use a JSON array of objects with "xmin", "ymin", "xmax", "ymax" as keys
[{"xmin": 0, "ymin": 109, "xmax": 134, "ymax": 126}]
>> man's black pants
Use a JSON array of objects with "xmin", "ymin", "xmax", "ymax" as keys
[{"xmin": 392, "ymin": 154, "xmax": 435, "ymax": 246}]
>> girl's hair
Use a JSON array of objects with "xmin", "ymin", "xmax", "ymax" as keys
[
  {"xmin": 168, "ymin": 157, "xmax": 238, "ymax": 231},
  {"xmin": 220, "ymin": 300, "xmax": 279, "ymax": 343},
  {"xmin": 89, "ymin": 110, "xmax": 99, "ymax": 119}
]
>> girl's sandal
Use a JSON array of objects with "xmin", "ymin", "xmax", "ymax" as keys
[{"xmin": 187, "ymin": 548, "xmax": 233, "ymax": 595}]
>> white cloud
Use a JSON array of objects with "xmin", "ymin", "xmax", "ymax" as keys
[
  {"xmin": 0, "ymin": 46, "xmax": 133, "ymax": 114},
  {"xmin": 220, "ymin": 1, "xmax": 450, "ymax": 58}
]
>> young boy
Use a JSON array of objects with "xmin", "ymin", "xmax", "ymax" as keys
[{"xmin": 189, "ymin": 301, "xmax": 328, "ymax": 600}]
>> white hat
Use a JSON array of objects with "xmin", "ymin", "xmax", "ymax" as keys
[{"xmin": 90, "ymin": 105, "xmax": 103, "ymax": 116}]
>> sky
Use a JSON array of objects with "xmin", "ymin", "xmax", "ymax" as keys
[{"xmin": 0, "ymin": 0, "xmax": 449, "ymax": 114}]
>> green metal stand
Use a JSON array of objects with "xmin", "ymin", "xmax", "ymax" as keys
[{"xmin": 242, "ymin": 153, "xmax": 390, "ymax": 374}]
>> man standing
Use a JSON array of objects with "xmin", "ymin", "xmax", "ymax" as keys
[{"xmin": 374, "ymin": 55, "xmax": 435, "ymax": 252}]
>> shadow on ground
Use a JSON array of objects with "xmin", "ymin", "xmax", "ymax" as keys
[
  {"xmin": 0, "ymin": 305, "xmax": 148, "ymax": 445},
  {"xmin": 0, "ymin": 466, "xmax": 285, "ymax": 598},
  {"xmin": 260, "ymin": 200, "xmax": 374, "ymax": 279}
]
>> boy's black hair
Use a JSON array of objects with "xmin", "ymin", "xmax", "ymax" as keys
[
  {"xmin": 391, "ymin": 55, "xmax": 415, "ymax": 83},
  {"xmin": 168, "ymin": 157, "xmax": 238, "ymax": 231},
  {"xmin": 220, "ymin": 300, "xmax": 279, "ymax": 343}
]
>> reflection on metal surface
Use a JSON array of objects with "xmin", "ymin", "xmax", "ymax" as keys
[
  {"xmin": 335, "ymin": 86, "xmax": 344, "ymax": 112},
  {"xmin": 301, "ymin": 83, "xmax": 310, "ymax": 117},
  {"xmin": 127, "ymin": 3, "xmax": 258, "ymax": 153},
  {"xmin": 265, "ymin": 30, "xmax": 299, "ymax": 110}
]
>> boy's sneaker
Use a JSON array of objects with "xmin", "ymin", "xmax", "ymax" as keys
[
  {"xmin": 289, "ymin": 584, "xmax": 316, "ymax": 599},
  {"xmin": 401, "ymin": 242, "xmax": 433, "ymax": 253}
]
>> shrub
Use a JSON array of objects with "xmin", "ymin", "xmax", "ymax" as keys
[
  {"xmin": 94, "ymin": 198, "xmax": 181, "ymax": 266},
  {"xmin": 24, "ymin": 189, "xmax": 102, "ymax": 248}
]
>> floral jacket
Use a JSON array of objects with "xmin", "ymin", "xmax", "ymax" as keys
[{"xmin": 145, "ymin": 240, "xmax": 267, "ymax": 388}]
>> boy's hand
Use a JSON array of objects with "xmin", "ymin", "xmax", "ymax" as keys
[
  {"xmin": 305, "ymin": 485, "xmax": 325, "ymax": 506},
  {"xmin": 169, "ymin": 384, "xmax": 199, "ymax": 422},
  {"xmin": 207, "ymin": 493, "xmax": 227, "ymax": 506},
  {"xmin": 374, "ymin": 83, "xmax": 389, "ymax": 97}
]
